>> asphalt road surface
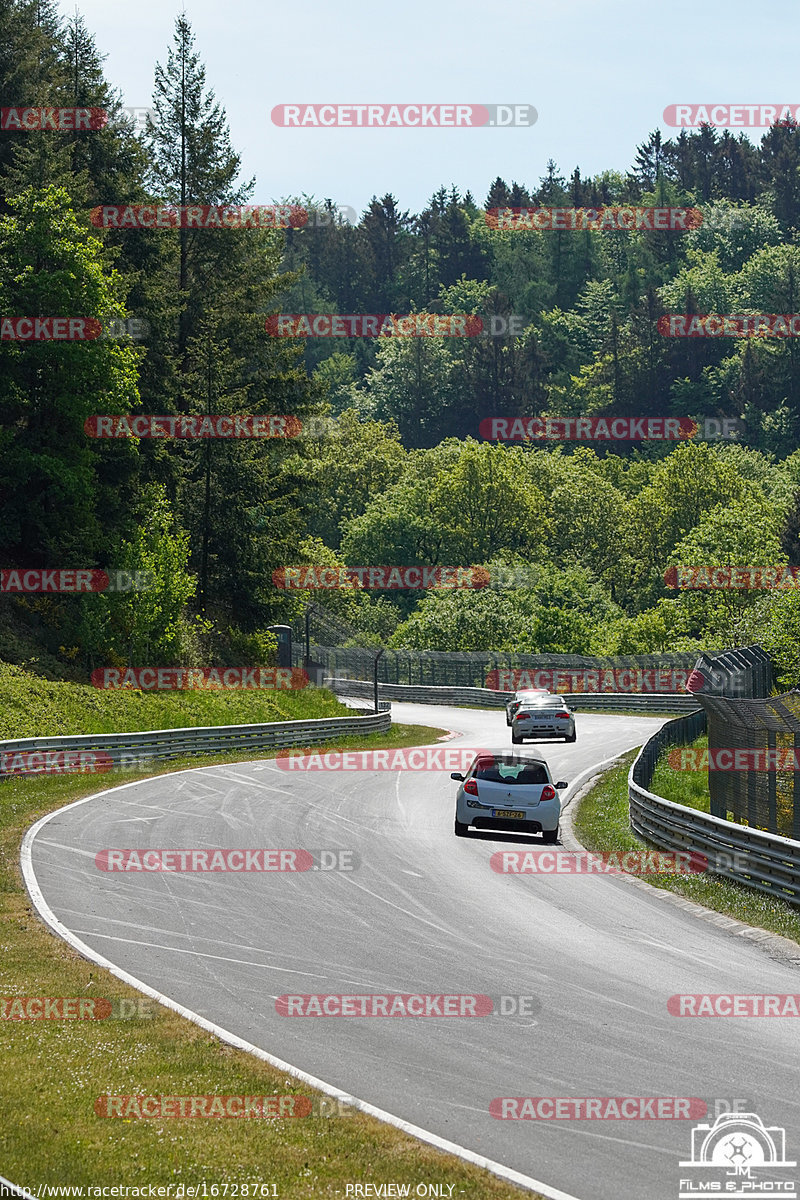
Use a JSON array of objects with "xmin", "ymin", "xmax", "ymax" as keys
[{"xmin": 26, "ymin": 705, "xmax": 800, "ymax": 1200}]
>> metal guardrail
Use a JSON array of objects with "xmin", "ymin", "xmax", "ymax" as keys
[
  {"xmin": 0, "ymin": 704, "xmax": 392, "ymax": 775},
  {"xmin": 629, "ymin": 712, "xmax": 800, "ymax": 906},
  {"xmin": 328, "ymin": 677, "xmax": 700, "ymax": 714}
]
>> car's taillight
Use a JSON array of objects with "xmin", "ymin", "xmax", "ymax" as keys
[
  {"xmin": 514, "ymin": 712, "xmax": 527, "ymax": 720},
  {"xmin": 540, "ymin": 785, "xmax": 556, "ymax": 801},
  {"xmin": 555, "ymin": 711, "xmax": 570, "ymax": 719},
  {"xmin": 464, "ymin": 778, "xmax": 479, "ymax": 796}
]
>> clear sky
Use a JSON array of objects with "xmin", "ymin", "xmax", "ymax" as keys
[{"xmin": 73, "ymin": 0, "xmax": 799, "ymax": 216}]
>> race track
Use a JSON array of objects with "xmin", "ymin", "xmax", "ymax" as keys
[{"xmin": 25, "ymin": 704, "xmax": 800, "ymax": 1200}]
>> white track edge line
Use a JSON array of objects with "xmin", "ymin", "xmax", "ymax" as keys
[{"xmin": 20, "ymin": 775, "xmax": 581, "ymax": 1200}]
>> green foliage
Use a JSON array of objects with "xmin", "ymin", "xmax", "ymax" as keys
[
  {"xmin": 74, "ymin": 486, "xmax": 197, "ymax": 667},
  {"xmin": 2, "ymin": 2, "xmax": 800, "ymax": 674}
]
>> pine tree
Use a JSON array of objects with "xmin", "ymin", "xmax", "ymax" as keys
[{"xmin": 485, "ymin": 177, "xmax": 511, "ymax": 209}]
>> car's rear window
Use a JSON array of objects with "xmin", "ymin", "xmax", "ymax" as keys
[{"xmin": 474, "ymin": 762, "xmax": 549, "ymax": 784}]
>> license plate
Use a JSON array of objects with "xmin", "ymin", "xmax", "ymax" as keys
[{"xmin": 492, "ymin": 809, "xmax": 525, "ymax": 819}]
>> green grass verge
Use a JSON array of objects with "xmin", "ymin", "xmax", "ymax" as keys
[
  {"xmin": 0, "ymin": 659, "xmax": 349, "ymax": 740},
  {"xmin": 573, "ymin": 749, "xmax": 800, "ymax": 943},
  {"xmin": 0, "ymin": 722, "xmax": 543, "ymax": 1198},
  {"xmin": 650, "ymin": 734, "xmax": 712, "ymax": 814}
]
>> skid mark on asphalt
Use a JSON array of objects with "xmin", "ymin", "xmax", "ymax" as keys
[{"xmin": 67, "ymin": 929, "xmax": 329, "ymax": 976}]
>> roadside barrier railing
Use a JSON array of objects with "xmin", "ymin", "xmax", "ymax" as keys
[
  {"xmin": 630, "ymin": 711, "xmax": 800, "ymax": 906},
  {"xmin": 328, "ymin": 677, "xmax": 699, "ymax": 714},
  {"xmin": 0, "ymin": 703, "xmax": 392, "ymax": 776}
]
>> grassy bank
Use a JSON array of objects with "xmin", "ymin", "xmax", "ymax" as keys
[
  {"xmin": 650, "ymin": 734, "xmax": 711, "ymax": 813},
  {"xmin": 573, "ymin": 748, "xmax": 800, "ymax": 943},
  {"xmin": 0, "ymin": 660, "xmax": 349, "ymax": 740},
  {"xmin": 0, "ymin": 709, "xmax": 542, "ymax": 1198}
]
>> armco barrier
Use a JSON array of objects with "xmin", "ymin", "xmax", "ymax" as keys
[
  {"xmin": 328, "ymin": 677, "xmax": 699, "ymax": 714},
  {"xmin": 0, "ymin": 704, "xmax": 391, "ymax": 776},
  {"xmin": 629, "ymin": 711, "xmax": 800, "ymax": 906}
]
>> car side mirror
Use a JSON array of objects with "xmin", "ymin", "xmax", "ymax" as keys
[
  {"xmin": 555, "ymin": 780, "xmax": 568, "ymax": 789},
  {"xmin": 568, "ymin": 705, "xmax": 576, "ymax": 713},
  {"xmin": 451, "ymin": 772, "xmax": 464, "ymax": 781}
]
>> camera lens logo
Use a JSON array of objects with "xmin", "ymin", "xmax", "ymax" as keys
[{"xmin": 679, "ymin": 1112, "xmax": 796, "ymax": 1199}]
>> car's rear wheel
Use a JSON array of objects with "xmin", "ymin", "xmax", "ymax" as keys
[
  {"xmin": 454, "ymin": 818, "xmax": 469, "ymax": 837},
  {"xmin": 565, "ymin": 729, "xmax": 576, "ymax": 742},
  {"xmin": 511, "ymin": 729, "xmax": 523, "ymax": 744},
  {"xmin": 541, "ymin": 826, "xmax": 559, "ymax": 844}
]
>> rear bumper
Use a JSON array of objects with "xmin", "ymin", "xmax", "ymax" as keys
[
  {"xmin": 514, "ymin": 724, "xmax": 573, "ymax": 738},
  {"xmin": 456, "ymin": 798, "xmax": 560, "ymax": 832},
  {"xmin": 470, "ymin": 816, "xmax": 547, "ymax": 833}
]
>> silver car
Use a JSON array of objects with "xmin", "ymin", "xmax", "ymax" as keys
[
  {"xmin": 505, "ymin": 687, "xmax": 550, "ymax": 725},
  {"xmin": 511, "ymin": 695, "xmax": 576, "ymax": 744},
  {"xmin": 452, "ymin": 754, "xmax": 567, "ymax": 841}
]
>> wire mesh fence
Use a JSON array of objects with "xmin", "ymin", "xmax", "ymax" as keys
[
  {"xmin": 299, "ymin": 647, "xmax": 697, "ymax": 689},
  {"xmin": 289, "ymin": 606, "xmax": 694, "ymax": 690},
  {"xmin": 685, "ymin": 647, "xmax": 800, "ymax": 839}
]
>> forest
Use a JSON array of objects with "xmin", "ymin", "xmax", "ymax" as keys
[{"xmin": 3, "ymin": 1, "xmax": 800, "ymax": 686}]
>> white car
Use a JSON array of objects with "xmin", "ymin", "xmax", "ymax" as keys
[
  {"xmin": 505, "ymin": 687, "xmax": 550, "ymax": 725},
  {"xmin": 452, "ymin": 754, "xmax": 567, "ymax": 841},
  {"xmin": 511, "ymin": 695, "xmax": 576, "ymax": 743}
]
